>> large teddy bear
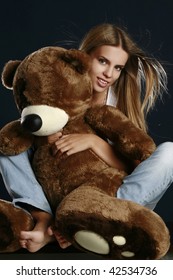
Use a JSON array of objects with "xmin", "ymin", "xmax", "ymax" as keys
[{"xmin": 0, "ymin": 46, "xmax": 170, "ymax": 259}]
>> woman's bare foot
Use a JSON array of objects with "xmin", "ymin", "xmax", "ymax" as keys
[
  {"xmin": 19, "ymin": 208, "xmax": 71, "ymax": 252},
  {"xmin": 20, "ymin": 229, "xmax": 55, "ymax": 252},
  {"xmin": 48, "ymin": 227, "xmax": 71, "ymax": 249},
  {"xmin": 19, "ymin": 209, "xmax": 55, "ymax": 252}
]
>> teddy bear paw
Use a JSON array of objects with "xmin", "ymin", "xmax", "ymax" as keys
[
  {"xmin": 74, "ymin": 230, "xmax": 136, "ymax": 258},
  {"xmin": 56, "ymin": 185, "xmax": 170, "ymax": 260}
]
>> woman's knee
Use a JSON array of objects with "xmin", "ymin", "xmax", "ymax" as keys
[
  {"xmin": 0, "ymin": 151, "xmax": 29, "ymax": 171},
  {"xmin": 156, "ymin": 141, "xmax": 173, "ymax": 164}
]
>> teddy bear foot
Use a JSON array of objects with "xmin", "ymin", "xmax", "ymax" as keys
[
  {"xmin": 0, "ymin": 199, "xmax": 34, "ymax": 253},
  {"xmin": 56, "ymin": 185, "xmax": 170, "ymax": 260}
]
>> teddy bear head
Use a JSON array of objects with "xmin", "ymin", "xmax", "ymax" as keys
[{"xmin": 2, "ymin": 47, "xmax": 93, "ymax": 136}]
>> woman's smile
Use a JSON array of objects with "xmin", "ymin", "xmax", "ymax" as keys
[{"xmin": 97, "ymin": 77, "xmax": 109, "ymax": 88}]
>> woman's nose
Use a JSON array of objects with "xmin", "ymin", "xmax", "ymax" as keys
[{"xmin": 103, "ymin": 67, "xmax": 113, "ymax": 78}]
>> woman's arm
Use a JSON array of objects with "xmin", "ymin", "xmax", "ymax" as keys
[{"xmin": 50, "ymin": 133, "xmax": 134, "ymax": 172}]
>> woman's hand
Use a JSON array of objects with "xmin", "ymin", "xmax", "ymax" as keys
[
  {"xmin": 51, "ymin": 133, "xmax": 130, "ymax": 172},
  {"xmin": 34, "ymin": 131, "xmax": 63, "ymax": 148},
  {"xmin": 51, "ymin": 134, "xmax": 96, "ymax": 156},
  {"xmin": 46, "ymin": 131, "xmax": 63, "ymax": 144}
]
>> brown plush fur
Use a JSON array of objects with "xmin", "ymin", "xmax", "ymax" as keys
[
  {"xmin": 0, "ymin": 200, "xmax": 34, "ymax": 252},
  {"xmin": 0, "ymin": 46, "xmax": 170, "ymax": 259}
]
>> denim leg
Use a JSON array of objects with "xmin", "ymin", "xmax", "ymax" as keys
[
  {"xmin": 117, "ymin": 142, "xmax": 173, "ymax": 210},
  {"xmin": 0, "ymin": 151, "xmax": 52, "ymax": 214}
]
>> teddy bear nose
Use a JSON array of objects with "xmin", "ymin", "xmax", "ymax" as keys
[{"xmin": 21, "ymin": 114, "xmax": 42, "ymax": 133}]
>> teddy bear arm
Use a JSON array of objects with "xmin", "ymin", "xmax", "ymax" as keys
[
  {"xmin": 0, "ymin": 120, "xmax": 34, "ymax": 155},
  {"xmin": 85, "ymin": 105, "xmax": 156, "ymax": 161}
]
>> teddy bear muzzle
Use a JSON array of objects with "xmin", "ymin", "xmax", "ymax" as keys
[{"xmin": 20, "ymin": 105, "xmax": 69, "ymax": 136}]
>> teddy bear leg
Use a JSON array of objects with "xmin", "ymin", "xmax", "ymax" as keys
[
  {"xmin": 0, "ymin": 199, "xmax": 34, "ymax": 253},
  {"xmin": 55, "ymin": 185, "xmax": 170, "ymax": 260}
]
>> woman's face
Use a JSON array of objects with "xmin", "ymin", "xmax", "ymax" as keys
[{"xmin": 89, "ymin": 45, "xmax": 128, "ymax": 95}]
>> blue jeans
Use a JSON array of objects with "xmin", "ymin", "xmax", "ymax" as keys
[
  {"xmin": 0, "ymin": 150, "xmax": 52, "ymax": 215},
  {"xmin": 0, "ymin": 142, "xmax": 173, "ymax": 213},
  {"xmin": 117, "ymin": 142, "xmax": 173, "ymax": 209}
]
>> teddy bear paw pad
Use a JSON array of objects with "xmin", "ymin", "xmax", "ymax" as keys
[
  {"xmin": 121, "ymin": 251, "xmax": 135, "ymax": 258},
  {"xmin": 113, "ymin": 235, "xmax": 126, "ymax": 246},
  {"xmin": 74, "ymin": 230, "xmax": 110, "ymax": 254}
]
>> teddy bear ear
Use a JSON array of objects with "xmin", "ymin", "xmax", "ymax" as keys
[
  {"xmin": 61, "ymin": 49, "xmax": 90, "ymax": 74},
  {"xmin": 1, "ymin": 60, "xmax": 21, "ymax": 89}
]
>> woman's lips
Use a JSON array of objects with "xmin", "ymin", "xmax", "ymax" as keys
[{"xmin": 97, "ymin": 78, "xmax": 108, "ymax": 88}]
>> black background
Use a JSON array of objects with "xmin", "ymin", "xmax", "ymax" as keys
[{"xmin": 0, "ymin": 0, "xmax": 173, "ymax": 224}]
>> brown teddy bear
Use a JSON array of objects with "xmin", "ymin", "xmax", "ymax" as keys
[{"xmin": 0, "ymin": 46, "xmax": 170, "ymax": 259}]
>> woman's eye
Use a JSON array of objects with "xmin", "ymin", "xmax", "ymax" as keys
[
  {"xmin": 98, "ymin": 58, "xmax": 106, "ymax": 64},
  {"xmin": 115, "ymin": 66, "xmax": 123, "ymax": 72}
]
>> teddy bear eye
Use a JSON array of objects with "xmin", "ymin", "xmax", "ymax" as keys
[{"xmin": 15, "ymin": 78, "xmax": 30, "ymax": 110}]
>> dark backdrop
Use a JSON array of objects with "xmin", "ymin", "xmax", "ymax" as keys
[{"xmin": 0, "ymin": 0, "xmax": 173, "ymax": 223}]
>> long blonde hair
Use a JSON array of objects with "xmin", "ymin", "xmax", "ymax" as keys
[{"xmin": 79, "ymin": 23, "xmax": 167, "ymax": 131}]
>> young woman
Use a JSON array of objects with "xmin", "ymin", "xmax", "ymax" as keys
[{"xmin": 0, "ymin": 23, "xmax": 173, "ymax": 252}]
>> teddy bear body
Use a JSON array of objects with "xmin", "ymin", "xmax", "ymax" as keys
[
  {"xmin": 0, "ymin": 46, "xmax": 170, "ymax": 259},
  {"xmin": 33, "ymin": 112, "xmax": 126, "ymax": 211}
]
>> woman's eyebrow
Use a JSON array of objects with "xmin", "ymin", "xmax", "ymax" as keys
[{"xmin": 115, "ymin": 64, "xmax": 125, "ymax": 68}]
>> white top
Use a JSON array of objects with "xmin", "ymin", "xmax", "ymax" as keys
[
  {"xmin": 106, "ymin": 87, "xmax": 116, "ymax": 107},
  {"xmin": 105, "ymin": 87, "xmax": 116, "ymax": 145}
]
